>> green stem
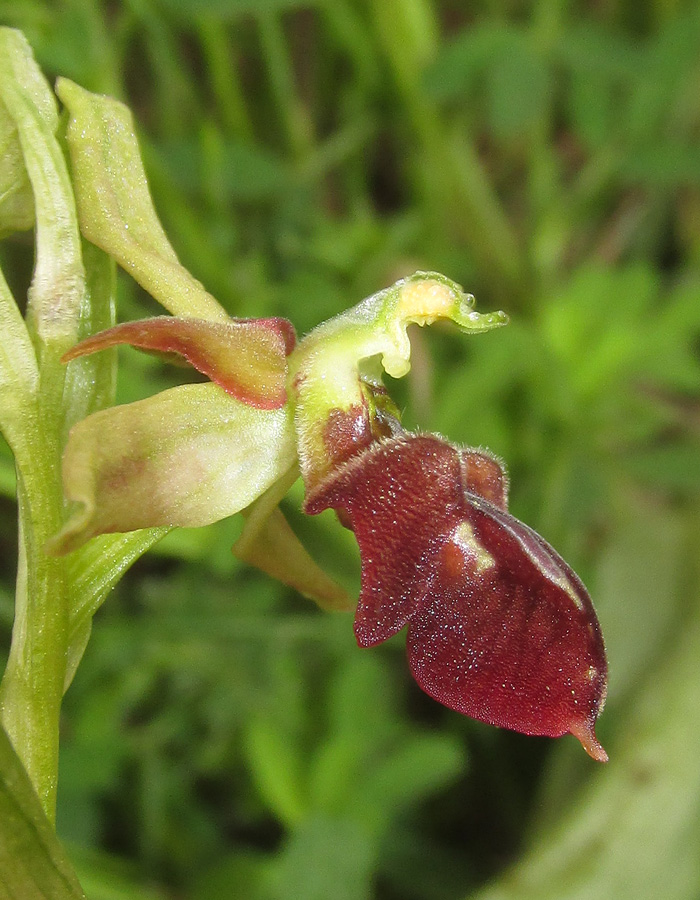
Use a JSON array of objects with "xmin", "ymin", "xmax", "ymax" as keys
[
  {"xmin": 0, "ymin": 31, "xmax": 82, "ymax": 822},
  {"xmin": 0, "ymin": 371, "xmax": 69, "ymax": 822}
]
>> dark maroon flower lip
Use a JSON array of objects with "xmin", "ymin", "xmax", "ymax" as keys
[{"xmin": 307, "ymin": 432, "xmax": 608, "ymax": 761}]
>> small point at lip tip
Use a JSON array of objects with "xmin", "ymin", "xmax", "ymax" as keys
[{"xmin": 570, "ymin": 720, "xmax": 609, "ymax": 763}]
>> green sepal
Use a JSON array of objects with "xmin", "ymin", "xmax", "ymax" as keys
[
  {"xmin": 49, "ymin": 383, "xmax": 296, "ymax": 554},
  {"xmin": 55, "ymin": 78, "xmax": 228, "ymax": 323}
]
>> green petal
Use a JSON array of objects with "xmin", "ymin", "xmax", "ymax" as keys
[
  {"xmin": 233, "ymin": 470, "xmax": 352, "ymax": 611},
  {"xmin": 50, "ymin": 383, "xmax": 296, "ymax": 554},
  {"xmin": 55, "ymin": 78, "xmax": 228, "ymax": 323},
  {"xmin": 63, "ymin": 315, "xmax": 295, "ymax": 409}
]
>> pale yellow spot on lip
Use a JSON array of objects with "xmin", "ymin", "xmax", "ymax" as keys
[
  {"xmin": 398, "ymin": 280, "xmax": 455, "ymax": 324},
  {"xmin": 450, "ymin": 520, "xmax": 495, "ymax": 575}
]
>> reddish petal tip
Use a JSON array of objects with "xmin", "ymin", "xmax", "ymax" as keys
[
  {"xmin": 569, "ymin": 719, "xmax": 608, "ymax": 763},
  {"xmin": 60, "ymin": 317, "xmax": 293, "ymax": 408}
]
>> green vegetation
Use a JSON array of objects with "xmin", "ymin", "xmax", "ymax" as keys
[{"xmin": 1, "ymin": 2, "xmax": 699, "ymax": 899}]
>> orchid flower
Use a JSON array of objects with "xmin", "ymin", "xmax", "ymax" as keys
[
  {"xmin": 52, "ymin": 79, "xmax": 607, "ymax": 761},
  {"xmin": 306, "ymin": 433, "xmax": 608, "ymax": 761}
]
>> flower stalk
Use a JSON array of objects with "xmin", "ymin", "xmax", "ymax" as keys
[{"xmin": 0, "ymin": 31, "xmax": 82, "ymax": 818}]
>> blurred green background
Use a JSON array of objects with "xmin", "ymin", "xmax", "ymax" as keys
[{"xmin": 2, "ymin": 0, "xmax": 700, "ymax": 898}]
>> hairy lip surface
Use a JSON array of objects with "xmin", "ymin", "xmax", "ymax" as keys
[{"xmin": 307, "ymin": 432, "xmax": 608, "ymax": 761}]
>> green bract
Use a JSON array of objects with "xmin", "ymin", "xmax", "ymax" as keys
[{"xmin": 0, "ymin": 30, "xmax": 58, "ymax": 236}]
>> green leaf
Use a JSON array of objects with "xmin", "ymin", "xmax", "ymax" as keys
[
  {"xmin": 244, "ymin": 715, "xmax": 307, "ymax": 829},
  {"xmin": 307, "ymin": 656, "xmax": 465, "ymax": 836},
  {"xmin": 424, "ymin": 23, "xmax": 551, "ymax": 135},
  {"xmin": 55, "ymin": 78, "xmax": 229, "ymax": 323},
  {"xmin": 626, "ymin": 9, "xmax": 700, "ymax": 144},
  {"xmin": 306, "ymin": 658, "xmax": 397, "ymax": 817},
  {"xmin": 485, "ymin": 36, "xmax": 551, "ymax": 137},
  {"xmin": 350, "ymin": 733, "xmax": 465, "ymax": 836},
  {"xmin": 190, "ymin": 850, "xmax": 275, "ymax": 900},
  {"xmin": 556, "ymin": 23, "xmax": 640, "ymax": 81},
  {"xmin": 154, "ymin": 136, "xmax": 289, "ymax": 203},
  {"xmin": 219, "ymin": 139, "xmax": 289, "ymax": 201},
  {"xmin": 567, "ymin": 70, "xmax": 616, "ymax": 149},
  {"xmin": 63, "ymin": 527, "xmax": 170, "ymax": 691},
  {"xmin": 159, "ymin": 0, "xmax": 317, "ymax": 16},
  {"xmin": 592, "ymin": 504, "xmax": 685, "ymax": 705},
  {"xmin": 272, "ymin": 816, "xmax": 374, "ymax": 900},
  {"xmin": 637, "ymin": 279, "xmax": 700, "ymax": 393},
  {"xmin": 50, "ymin": 382, "xmax": 296, "ymax": 553},
  {"xmin": 556, "ymin": 25, "xmax": 640, "ymax": 148},
  {"xmin": 69, "ymin": 846, "xmax": 167, "ymax": 900},
  {"xmin": 324, "ymin": 655, "xmax": 400, "ymax": 744},
  {"xmin": 622, "ymin": 144, "xmax": 700, "ymax": 188},
  {"xmin": 0, "ymin": 725, "xmax": 85, "ymax": 900},
  {"xmin": 624, "ymin": 443, "xmax": 700, "ymax": 493},
  {"xmin": 424, "ymin": 24, "xmax": 504, "ymax": 102},
  {"xmin": 538, "ymin": 264, "xmax": 659, "ymax": 403}
]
